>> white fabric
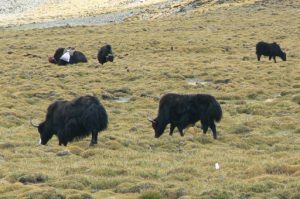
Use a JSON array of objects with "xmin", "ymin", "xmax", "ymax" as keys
[{"xmin": 60, "ymin": 51, "xmax": 71, "ymax": 62}]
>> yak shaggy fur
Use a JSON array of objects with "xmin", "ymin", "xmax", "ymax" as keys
[
  {"xmin": 49, "ymin": 47, "xmax": 88, "ymax": 65},
  {"xmin": 256, "ymin": 41, "xmax": 286, "ymax": 63},
  {"xmin": 150, "ymin": 93, "xmax": 222, "ymax": 139},
  {"xmin": 36, "ymin": 95, "xmax": 108, "ymax": 146}
]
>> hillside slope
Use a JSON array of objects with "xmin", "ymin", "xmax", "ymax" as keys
[
  {"xmin": 0, "ymin": 0, "xmax": 259, "ymax": 27},
  {"xmin": 0, "ymin": 0, "xmax": 299, "ymax": 198}
]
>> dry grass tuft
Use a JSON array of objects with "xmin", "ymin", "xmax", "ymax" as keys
[
  {"xmin": 18, "ymin": 173, "xmax": 48, "ymax": 184},
  {"xmin": 25, "ymin": 188, "xmax": 66, "ymax": 199},
  {"xmin": 115, "ymin": 182, "xmax": 158, "ymax": 194},
  {"xmin": 265, "ymin": 164, "xmax": 300, "ymax": 175},
  {"xmin": 138, "ymin": 190, "xmax": 162, "ymax": 199},
  {"xmin": 200, "ymin": 189, "xmax": 234, "ymax": 199}
]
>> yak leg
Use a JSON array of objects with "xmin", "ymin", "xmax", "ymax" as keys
[
  {"xmin": 269, "ymin": 56, "xmax": 272, "ymax": 61},
  {"xmin": 178, "ymin": 127, "xmax": 184, "ymax": 137},
  {"xmin": 257, "ymin": 54, "xmax": 261, "ymax": 61},
  {"xmin": 59, "ymin": 140, "xmax": 67, "ymax": 146},
  {"xmin": 201, "ymin": 120, "xmax": 209, "ymax": 134},
  {"xmin": 177, "ymin": 114, "xmax": 191, "ymax": 137},
  {"xmin": 57, "ymin": 59, "xmax": 68, "ymax": 65},
  {"xmin": 58, "ymin": 131, "xmax": 68, "ymax": 146},
  {"xmin": 273, "ymin": 56, "xmax": 277, "ymax": 63},
  {"xmin": 209, "ymin": 121, "xmax": 217, "ymax": 139},
  {"xmin": 203, "ymin": 125, "xmax": 209, "ymax": 134},
  {"xmin": 169, "ymin": 123, "xmax": 176, "ymax": 136},
  {"xmin": 90, "ymin": 131, "xmax": 98, "ymax": 146},
  {"xmin": 59, "ymin": 137, "xmax": 68, "ymax": 146},
  {"xmin": 177, "ymin": 123, "xmax": 185, "ymax": 137}
]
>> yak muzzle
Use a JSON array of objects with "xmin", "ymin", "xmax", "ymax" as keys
[
  {"xmin": 106, "ymin": 54, "xmax": 114, "ymax": 62},
  {"xmin": 48, "ymin": 56, "xmax": 56, "ymax": 64}
]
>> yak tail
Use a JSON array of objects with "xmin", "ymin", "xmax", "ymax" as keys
[{"xmin": 208, "ymin": 100, "xmax": 222, "ymax": 123}]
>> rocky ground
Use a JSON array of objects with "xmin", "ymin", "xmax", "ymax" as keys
[
  {"xmin": 0, "ymin": 0, "xmax": 259, "ymax": 28},
  {"xmin": 0, "ymin": 0, "xmax": 172, "ymax": 27},
  {"xmin": 0, "ymin": 0, "xmax": 47, "ymax": 15}
]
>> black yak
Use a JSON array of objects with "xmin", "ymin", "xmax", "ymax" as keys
[
  {"xmin": 256, "ymin": 41, "xmax": 286, "ymax": 63},
  {"xmin": 48, "ymin": 47, "xmax": 88, "ymax": 65},
  {"xmin": 148, "ymin": 93, "xmax": 222, "ymax": 139},
  {"xmin": 31, "ymin": 95, "xmax": 108, "ymax": 146},
  {"xmin": 97, "ymin": 44, "xmax": 114, "ymax": 65}
]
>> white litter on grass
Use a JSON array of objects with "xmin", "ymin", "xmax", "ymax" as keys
[{"xmin": 215, "ymin": 162, "xmax": 220, "ymax": 170}]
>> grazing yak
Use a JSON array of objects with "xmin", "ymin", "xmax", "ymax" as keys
[
  {"xmin": 148, "ymin": 93, "xmax": 222, "ymax": 139},
  {"xmin": 256, "ymin": 41, "xmax": 286, "ymax": 63},
  {"xmin": 97, "ymin": 44, "xmax": 114, "ymax": 65},
  {"xmin": 31, "ymin": 95, "xmax": 108, "ymax": 146},
  {"xmin": 48, "ymin": 47, "xmax": 88, "ymax": 65}
]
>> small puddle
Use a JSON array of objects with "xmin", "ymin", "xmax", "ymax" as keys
[
  {"xmin": 186, "ymin": 78, "xmax": 209, "ymax": 86},
  {"xmin": 113, "ymin": 96, "xmax": 131, "ymax": 103}
]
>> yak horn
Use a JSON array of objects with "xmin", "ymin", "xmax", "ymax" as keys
[
  {"xmin": 147, "ymin": 117, "xmax": 155, "ymax": 123},
  {"xmin": 30, "ymin": 118, "xmax": 39, "ymax": 128}
]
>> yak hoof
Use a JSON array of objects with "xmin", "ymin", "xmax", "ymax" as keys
[{"xmin": 89, "ymin": 142, "xmax": 97, "ymax": 146}]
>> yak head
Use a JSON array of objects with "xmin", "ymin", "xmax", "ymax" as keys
[
  {"xmin": 103, "ymin": 44, "xmax": 114, "ymax": 63},
  {"xmin": 274, "ymin": 43, "xmax": 286, "ymax": 61},
  {"xmin": 148, "ymin": 117, "xmax": 164, "ymax": 138},
  {"xmin": 31, "ymin": 119, "xmax": 53, "ymax": 145},
  {"xmin": 106, "ymin": 54, "xmax": 114, "ymax": 62},
  {"xmin": 48, "ymin": 56, "xmax": 56, "ymax": 64},
  {"xmin": 280, "ymin": 52, "xmax": 287, "ymax": 61}
]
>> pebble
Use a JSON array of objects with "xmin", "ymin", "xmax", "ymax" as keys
[{"xmin": 56, "ymin": 150, "xmax": 71, "ymax": 157}]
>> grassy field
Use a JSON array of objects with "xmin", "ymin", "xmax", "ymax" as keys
[{"xmin": 0, "ymin": 0, "xmax": 299, "ymax": 198}]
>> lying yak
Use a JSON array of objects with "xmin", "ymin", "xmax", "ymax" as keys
[
  {"xmin": 48, "ymin": 47, "xmax": 88, "ymax": 65},
  {"xmin": 148, "ymin": 93, "xmax": 222, "ymax": 139},
  {"xmin": 256, "ymin": 41, "xmax": 286, "ymax": 63},
  {"xmin": 97, "ymin": 44, "xmax": 114, "ymax": 65},
  {"xmin": 31, "ymin": 95, "xmax": 108, "ymax": 146}
]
